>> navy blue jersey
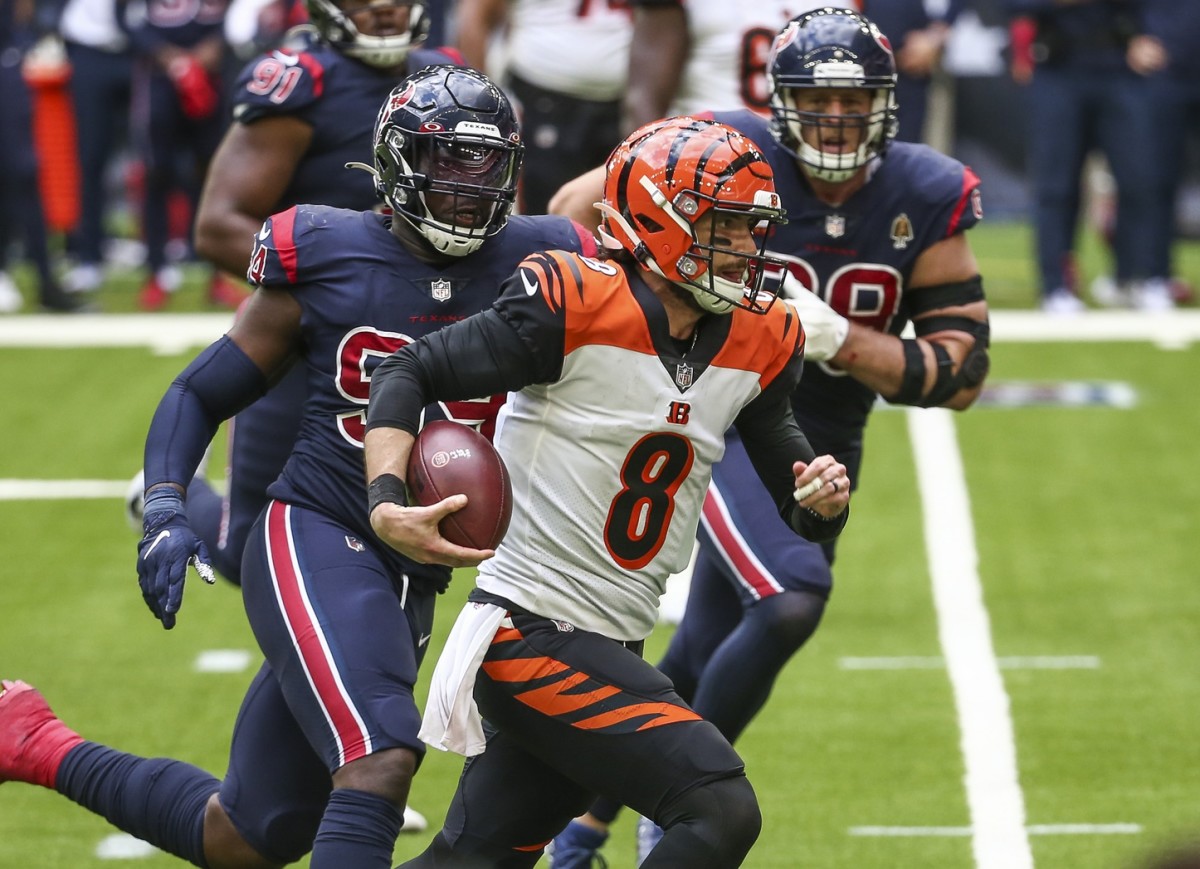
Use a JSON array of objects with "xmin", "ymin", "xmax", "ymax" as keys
[
  {"xmin": 247, "ymin": 205, "xmax": 594, "ymax": 592},
  {"xmin": 230, "ymin": 32, "xmax": 461, "ymax": 211},
  {"xmin": 712, "ymin": 110, "xmax": 982, "ymax": 452}
]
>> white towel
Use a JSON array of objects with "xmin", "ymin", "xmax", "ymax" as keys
[{"xmin": 419, "ymin": 601, "xmax": 508, "ymax": 756}]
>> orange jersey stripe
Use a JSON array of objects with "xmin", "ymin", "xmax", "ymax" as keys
[
  {"xmin": 711, "ymin": 298, "xmax": 805, "ymax": 389},
  {"xmin": 482, "ymin": 656, "xmax": 571, "ymax": 683},
  {"xmin": 574, "ymin": 701, "xmax": 701, "ymax": 731},
  {"xmin": 515, "ymin": 675, "xmax": 622, "ymax": 717}
]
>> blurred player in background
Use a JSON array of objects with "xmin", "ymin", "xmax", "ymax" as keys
[
  {"xmin": 1, "ymin": 67, "xmax": 594, "ymax": 869},
  {"xmin": 547, "ymin": 9, "xmax": 991, "ymax": 865},
  {"xmin": 137, "ymin": 0, "xmax": 462, "ymax": 592},
  {"xmin": 117, "ymin": 0, "xmax": 233, "ymax": 310},
  {"xmin": 364, "ymin": 116, "xmax": 849, "ymax": 869},
  {"xmin": 456, "ymin": 0, "xmax": 632, "ymax": 215}
]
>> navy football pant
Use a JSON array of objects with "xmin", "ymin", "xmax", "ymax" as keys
[{"xmin": 222, "ymin": 499, "xmax": 432, "ymax": 862}]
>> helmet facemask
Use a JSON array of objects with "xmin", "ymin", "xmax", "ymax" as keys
[
  {"xmin": 377, "ymin": 124, "xmax": 521, "ymax": 256},
  {"xmin": 306, "ymin": 0, "xmax": 429, "ymax": 68},
  {"xmin": 773, "ymin": 83, "xmax": 896, "ymax": 182}
]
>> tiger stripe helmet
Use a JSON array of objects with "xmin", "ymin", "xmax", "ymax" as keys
[{"xmin": 597, "ymin": 117, "xmax": 788, "ymax": 315}]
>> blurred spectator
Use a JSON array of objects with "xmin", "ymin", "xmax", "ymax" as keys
[
  {"xmin": 117, "ymin": 0, "xmax": 232, "ymax": 310},
  {"xmin": 55, "ymin": 0, "xmax": 134, "ymax": 295},
  {"xmin": 1140, "ymin": 0, "xmax": 1199, "ymax": 307},
  {"xmin": 864, "ymin": 0, "xmax": 964, "ymax": 144},
  {"xmin": 0, "ymin": 0, "xmax": 82, "ymax": 312},
  {"xmin": 623, "ymin": 0, "xmax": 837, "ymax": 131},
  {"xmin": 1005, "ymin": 0, "xmax": 1164, "ymax": 314},
  {"xmin": 456, "ymin": 0, "xmax": 631, "ymax": 214}
]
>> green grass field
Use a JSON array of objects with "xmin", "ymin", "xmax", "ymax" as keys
[{"xmin": 1, "ymin": 222, "xmax": 1199, "ymax": 868}]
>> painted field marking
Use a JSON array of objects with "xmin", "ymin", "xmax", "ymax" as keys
[
  {"xmin": 2, "ymin": 310, "xmax": 1199, "ymax": 353},
  {"xmin": 95, "ymin": 833, "xmax": 157, "ymax": 859},
  {"xmin": 194, "ymin": 649, "xmax": 254, "ymax": 673},
  {"xmin": 908, "ymin": 408, "xmax": 1033, "ymax": 869},
  {"xmin": 850, "ymin": 824, "xmax": 1142, "ymax": 838},
  {"xmin": 840, "ymin": 656, "xmax": 1101, "ymax": 670},
  {"xmin": 0, "ymin": 479, "xmax": 129, "ymax": 500}
]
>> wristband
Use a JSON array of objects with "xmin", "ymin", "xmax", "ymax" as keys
[
  {"xmin": 143, "ymin": 486, "xmax": 184, "ymax": 516},
  {"xmin": 368, "ymin": 473, "xmax": 409, "ymax": 514}
]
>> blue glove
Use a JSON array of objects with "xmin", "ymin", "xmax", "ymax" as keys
[{"xmin": 136, "ymin": 487, "xmax": 216, "ymax": 630}]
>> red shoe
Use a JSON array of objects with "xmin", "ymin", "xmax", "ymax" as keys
[
  {"xmin": 0, "ymin": 680, "xmax": 84, "ymax": 789},
  {"xmin": 139, "ymin": 278, "xmax": 169, "ymax": 311},
  {"xmin": 208, "ymin": 273, "xmax": 248, "ymax": 310}
]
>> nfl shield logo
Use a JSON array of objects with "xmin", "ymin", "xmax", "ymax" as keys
[
  {"xmin": 431, "ymin": 278, "xmax": 452, "ymax": 302},
  {"xmin": 345, "ymin": 536, "xmax": 365, "ymax": 552},
  {"xmin": 675, "ymin": 363, "xmax": 693, "ymax": 389},
  {"xmin": 825, "ymin": 214, "xmax": 845, "ymax": 238}
]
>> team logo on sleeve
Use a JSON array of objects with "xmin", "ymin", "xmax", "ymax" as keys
[
  {"xmin": 430, "ymin": 278, "xmax": 452, "ymax": 302},
  {"xmin": 890, "ymin": 213, "xmax": 914, "ymax": 250}
]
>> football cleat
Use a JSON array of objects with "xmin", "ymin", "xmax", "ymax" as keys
[
  {"xmin": 0, "ymin": 680, "xmax": 84, "ymax": 790},
  {"xmin": 547, "ymin": 819, "xmax": 609, "ymax": 868},
  {"xmin": 635, "ymin": 816, "xmax": 664, "ymax": 865}
]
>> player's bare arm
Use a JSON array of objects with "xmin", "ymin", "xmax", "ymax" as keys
[
  {"xmin": 828, "ymin": 232, "xmax": 989, "ymax": 409},
  {"xmin": 455, "ymin": 0, "xmax": 509, "ymax": 69},
  {"xmin": 547, "ymin": 164, "xmax": 605, "ymax": 231},
  {"xmin": 224, "ymin": 286, "xmax": 305, "ymax": 385},
  {"xmin": 623, "ymin": 4, "xmax": 688, "ymax": 131},
  {"xmin": 194, "ymin": 116, "xmax": 314, "ymax": 274}
]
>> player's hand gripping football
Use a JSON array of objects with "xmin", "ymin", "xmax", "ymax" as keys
[
  {"xmin": 136, "ymin": 486, "xmax": 216, "ymax": 630},
  {"xmin": 792, "ymin": 455, "xmax": 850, "ymax": 519},
  {"xmin": 370, "ymin": 496, "xmax": 496, "ymax": 569}
]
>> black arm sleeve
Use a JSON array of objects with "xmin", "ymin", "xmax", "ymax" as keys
[
  {"xmin": 366, "ymin": 308, "xmax": 549, "ymax": 435},
  {"xmin": 733, "ymin": 359, "xmax": 848, "ymax": 543}
]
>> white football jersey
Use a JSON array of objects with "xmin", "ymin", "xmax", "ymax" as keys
[
  {"xmin": 477, "ymin": 251, "xmax": 805, "ymax": 641},
  {"xmin": 504, "ymin": 0, "xmax": 633, "ymax": 101},
  {"xmin": 672, "ymin": 0, "xmax": 833, "ymax": 116}
]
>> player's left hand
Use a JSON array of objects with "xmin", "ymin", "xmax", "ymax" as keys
[
  {"xmin": 136, "ymin": 488, "xmax": 216, "ymax": 630},
  {"xmin": 781, "ymin": 274, "xmax": 849, "ymax": 362},
  {"xmin": 792, "ymin": 455, "xmax": 850, "ymax": 519}
]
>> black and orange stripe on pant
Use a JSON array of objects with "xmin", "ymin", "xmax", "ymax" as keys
[{"xmin": 401, "ymin": 594, "xmax": 749, "ymax": 868}]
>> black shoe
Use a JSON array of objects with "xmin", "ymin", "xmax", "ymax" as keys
[{"xmin": 40, "ymin": 285, "xmax": 95, "ymax": 313}]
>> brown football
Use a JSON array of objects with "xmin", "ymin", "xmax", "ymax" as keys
[{"xmin": 406, "ymin": 420, "xmax": 512, "ymax": 550}]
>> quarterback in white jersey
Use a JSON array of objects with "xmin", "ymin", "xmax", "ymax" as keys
[{"xmin": 364, "ymin": 118, "xmax": 847, "ymax": 868}]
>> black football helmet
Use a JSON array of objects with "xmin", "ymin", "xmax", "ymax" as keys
[
  {"xmin": 767, "ymin": 8, "xmax": 898, "ymax": 182},
  {"xmin": 305, "ymin": 0, "xmax": 429, "ymax": 69},
  {"xmin": 370, "ymin": 66, "xmax": 523, "ymax": 256}
]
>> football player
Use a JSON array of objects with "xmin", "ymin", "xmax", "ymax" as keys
[
  {"xmin": 145, "ymin": 0, "xmax": 463, "ymax": 586},
  {"xmin": 363, "ymin": 117, "xmax": 850, "ymax": 868},
  {"xmin": 0, "ymin": 67, "xmax": 595, "ymax": 869},
  {"xmin": 547, "ymin": 8, "xmax": 990, "ymax": 864}
]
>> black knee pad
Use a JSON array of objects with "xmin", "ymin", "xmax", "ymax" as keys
[
  {"xmin": 657, "ymin": 775, "xmax": 762, "ymax": 863},
  {"xmin": 753, "ymin": 589, "xmax": 827, "ymax": 653}
]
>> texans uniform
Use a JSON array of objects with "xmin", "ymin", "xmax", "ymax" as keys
[
  {"xmin": 186, "ymin": 32, "xmax": 462, "ymax": 584},
  {"xmin": 206, "ymin": 207, "xmax": 594, "ymax": 862},
  {"xmin": 367, "ymin": 251, "xmax": 845, "ymax": 863},
  {"xmin": 683, "ymin": 109, "xmax": 981, "ymax": 643}
]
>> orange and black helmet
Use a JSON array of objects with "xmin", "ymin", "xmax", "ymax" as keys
[{"xmin": 597, "ymin": 117, "xmax": 788, "ymax": 314}]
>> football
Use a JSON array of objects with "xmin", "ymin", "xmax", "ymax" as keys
[{"xmin": 406, "ymin": 420, "xmax": 513, "ymax": 550}]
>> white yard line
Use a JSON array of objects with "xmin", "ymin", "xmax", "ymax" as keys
[
  {"xmin": 850, "ymin": 824, "xmax": 1141, "ymax": 838},
  {"xmin": 840, "ymin": 656, "xmax": 1101, "ymax": 670},
  {"xmin": 907, "ymin": 408, "xmax": 1034, "ymax": 869},
  {"xmin": 0, "ymin": 479, "xmax": 130, "ymax": 500}
]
